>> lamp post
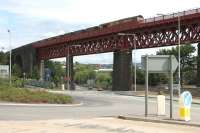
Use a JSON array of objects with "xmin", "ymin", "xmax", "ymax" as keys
[
  {"xmin": 118, "ymin": 33, "xmax": 137, "ymax": 92},
  {"xmin": 67, "ymin": 46, "xmax": 70, "ymax": 90},
  {"xmin": 8, "ymin": 30, "xmax": 12, "ymax": 86},
  {"xmin": 178, "ymin": 15, "xmax": 181, "ymax": 97},
  {"xmin": 157, "ymin": 13, "xmax": 181, "ymax": 96}
]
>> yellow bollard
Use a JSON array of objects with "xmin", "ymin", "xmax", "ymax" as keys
[
  {"xmin": 179, "ymin": 91, "xmax": 192, "ymax": 121},
  {"xmin": 179, "ymin": 107, "xmax": 190, "ymax": 121}
]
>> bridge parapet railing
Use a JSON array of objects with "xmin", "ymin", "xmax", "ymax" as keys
[{"xmin": 143, "ymin": 8, "xmax": 200, "ymax": 23}]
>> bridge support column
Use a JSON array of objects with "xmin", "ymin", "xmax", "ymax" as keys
[
  {"xmin": 66, "ymin": 56, "xmax": 75, "ymax": 90},
  {"xmin": 197, "ymin": 43, "xmax": 200, "ymax": 86},
  {"xmin": 39, "ymin": 60, "xmax": 44, "ymax": 81},
  {"xmin": 112, "ymin": 50, "xmax": 132, "ymax": 91}
]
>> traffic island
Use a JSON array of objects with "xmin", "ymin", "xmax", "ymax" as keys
[{"xmin": 0, "ymin": 85, "xmax": 73, "ymax": 104}]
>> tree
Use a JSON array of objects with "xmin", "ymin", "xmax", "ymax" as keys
[
  {"xmin": 0, "ymin": 51, "xmax": 8, "ymax": 65},
  {"xmin": 12, "ymin": 64, "xmax": 22, "ymax": 77},
  {"xmin": 96, "ymin": 72, "xmax": 112, "ymax": 89},
  {"xmin": 132, "ymin": 66, "xmax": 145, "ymax": 85},
  {"xmin": 74, "ymin": 64, "xmax": 96, "ymax": 84},
  {"xmin": 45, "ymin": 60, "xmax": 65, "ymax": 86},
  {"xmin": 32, "ymin": 66, "xmax": 40, "ymax": 80},
  {"xmin": 157, "ymin": 44, "xmax": 196, "ymax": 85},
  {"xmin": 132, "ymin": 65, "xmax": 168, "ymax": 86}
]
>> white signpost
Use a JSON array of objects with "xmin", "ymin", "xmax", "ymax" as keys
[
  {"xmin": 141, "ymin": 55, "xmax": 178, "ymax": 73},
  {"xmin": 142, "ymin": 55, "xmax": 178, "ymax": 119}
]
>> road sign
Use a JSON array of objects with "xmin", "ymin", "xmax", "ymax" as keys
[
  {"xmin": 141, "ymin": 55, "xmax": 178, "ymax": 73},
  {"xmin": 141, "ymin": 55, "xmax": 178, "ymax": 119},
  {"xmin": 181, "ymin": 91, "xmax": 192, "ymax": 108}
]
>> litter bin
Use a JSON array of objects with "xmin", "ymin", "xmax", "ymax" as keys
[
  {"xmin": 179, "ymin": 91, "xmax": 192, "ymax": 121},
  {"xmin": 157, "ymin": 95, "xmax": 165, "ymax": 115}
]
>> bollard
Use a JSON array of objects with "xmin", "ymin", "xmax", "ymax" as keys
[
  {"xmin": 157, "ymin": 95, "xmax": 165, "ymax": 116},
  {"xmin": 179, "ymin": 91, "xmax": 192, "ymax": 121},
  {"xmin": 61, "ymin": 84, "xmax": 65, "ymax": 91}
]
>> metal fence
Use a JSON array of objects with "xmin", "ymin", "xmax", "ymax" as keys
[{"xmin": 143, "ymin": 8, "xmax": 200, "ymax": 23}]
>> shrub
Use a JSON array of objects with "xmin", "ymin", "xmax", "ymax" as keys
[{"xmin": 96, "ymin": 72, "xmax": 112, "ymax": 89}]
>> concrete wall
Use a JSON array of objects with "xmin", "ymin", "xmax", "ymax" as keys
[
  {"xmin": 112, "ymin": 50, "xmax": 132, "ymax": 91},
  {"xmin": 12, "ymin": 44, "xmax": 37, "ymax": 76},
  {"xmin": 66, "ymin": 56, "xmax": 75, "ymax": 90}
]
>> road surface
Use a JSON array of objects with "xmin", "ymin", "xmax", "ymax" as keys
[
  {"xmin": 0, "ymin": 89, "xmax": 200, "ymax": 132},
  {"xmin": 0, "ymin": 90, "xmax": 200, "ymax": 122},
  {"xmin": 0, "ymin": 117, "xmax": 199, "ymax": 133}
]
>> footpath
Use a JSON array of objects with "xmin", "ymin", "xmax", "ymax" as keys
[
  {"xmin": 114, "ymin": 91, "xmax": 200, "ymax": 104},
  {"xmin": 115, "ymin": 91, "xmax": 200, "ymax": 127}
]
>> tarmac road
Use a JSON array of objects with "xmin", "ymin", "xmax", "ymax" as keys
[{"xmin": 0, "ymin": 90, "xmax": 200, "ymax": 122}]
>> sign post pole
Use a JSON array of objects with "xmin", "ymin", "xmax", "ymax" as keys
[
  {"xmin": 170, "ymin": 55, "xmax": 174, "ymax": 119},
  {"xmin": 145, "ymin": 55, "xmax": 149, "ymax": 117},
  {"xmin": 141, "ymin": 55, "xmax": 178, "ymax": 119}
]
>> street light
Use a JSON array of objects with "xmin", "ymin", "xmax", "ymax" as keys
[
  {"xmin": 157, "ymin": 13, "xmax": 181, "ymax": 96},
  {"xmin": 178, "ymin": 15, "xmax": 181, "ymax": 97},
  {"xmin": 67, "ymin": 46, "xmax": 70, "ymax": 90},
  {"xmin": 7, "ymin": 29, "xmax": 12, "ymax": 86},
  {"xmin": 118, "ymin": 33, "xmax": 137, "ymax": 92}
]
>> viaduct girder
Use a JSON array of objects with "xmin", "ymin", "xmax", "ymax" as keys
[{"xmin": 34, "ymin": 8, "xmax": 200, "ymax": 60}]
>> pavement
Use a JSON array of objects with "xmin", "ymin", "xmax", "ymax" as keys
[
  {"xmin": 114, "ymin": 91, "xmax": 200, "ymax": 104},
  {"xmin": 118, "ymin": 115, "xmax": 200, "ymax": 127},
  {"xmin": 0, "ymin": 117, "xmax": 199, "ymax": 133}
]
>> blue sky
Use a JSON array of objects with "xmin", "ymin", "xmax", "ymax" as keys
[{"xmin": 0, "ymin": 0, "xmax": 199, "ymax": 64}]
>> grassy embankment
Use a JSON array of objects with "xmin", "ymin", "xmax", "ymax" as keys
[{"xmin": 0, "ymin": 78, "xmax": 73, "ymax": 104}]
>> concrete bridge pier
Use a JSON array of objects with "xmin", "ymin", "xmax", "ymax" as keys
[
  {"xmin": 112, "ymin": 50, "xmax": 132, "ymax": 91},
  {"xmin": 39, "ymin": 60, "xmax": 45, "ymax": 81},
  {"xmin": 66, "ymin": 56, "xmax": 75, "ymax": 90}
]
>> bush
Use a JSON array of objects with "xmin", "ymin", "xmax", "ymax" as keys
[
  {"xmin": 44, "ymin": 60, "xmax": 65, "ymax": 87},
  {"xmin": 0, "ymin": 77, "xmax": 24, "ymax": 88},
  {"xmin": 96, "ymin": 72, "xmax": 112, "ymax": 89},
  {"xmin": 12, "ymin": 76, "xmax": 24, "ymax": 87},
  {"xmin": 25, "ymin": 79, "xmax": 55, "ymax": 89},
  {"xmin": 0, "ymin": 78, "xmax": 9, "ymax": 86},
  {"xmin": 12, "ymin": 64, "xmax": 22, "ymax": 77},
  {"xmin": 32, "ymin": 66, "xmax": 40, "ymax": 80},
  {"xmin": 74, "ymin": 64, "xmax": 96, "ymax": 85}
]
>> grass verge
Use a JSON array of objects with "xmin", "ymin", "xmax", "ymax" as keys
[{"xmin": 0, "ymin": 85, "xmax": 73, "ymax": 104}]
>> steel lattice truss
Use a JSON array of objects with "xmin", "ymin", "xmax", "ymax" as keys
[
  {"xmin": 38, "ymin": 22, "xmax": 200, "ymax": 60},
  {"xmin": 34, "ymin": 9, "xmax": 200, "ymax": 60}
]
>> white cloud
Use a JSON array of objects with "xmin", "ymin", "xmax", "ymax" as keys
[
  {"xmin": 43, "ymin": 30, "xmax": 66, "ymax": 38},
  {"xmin": 0, "ymin": 0, "xmax": 199, "ymax": 24},
  {"xmin": 74, "ymin": 52, "xmax": 113, "ymax": 64},
  {"xmin": 0, "ymin": 0, "xmax": 199, "ymax": 63}
]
